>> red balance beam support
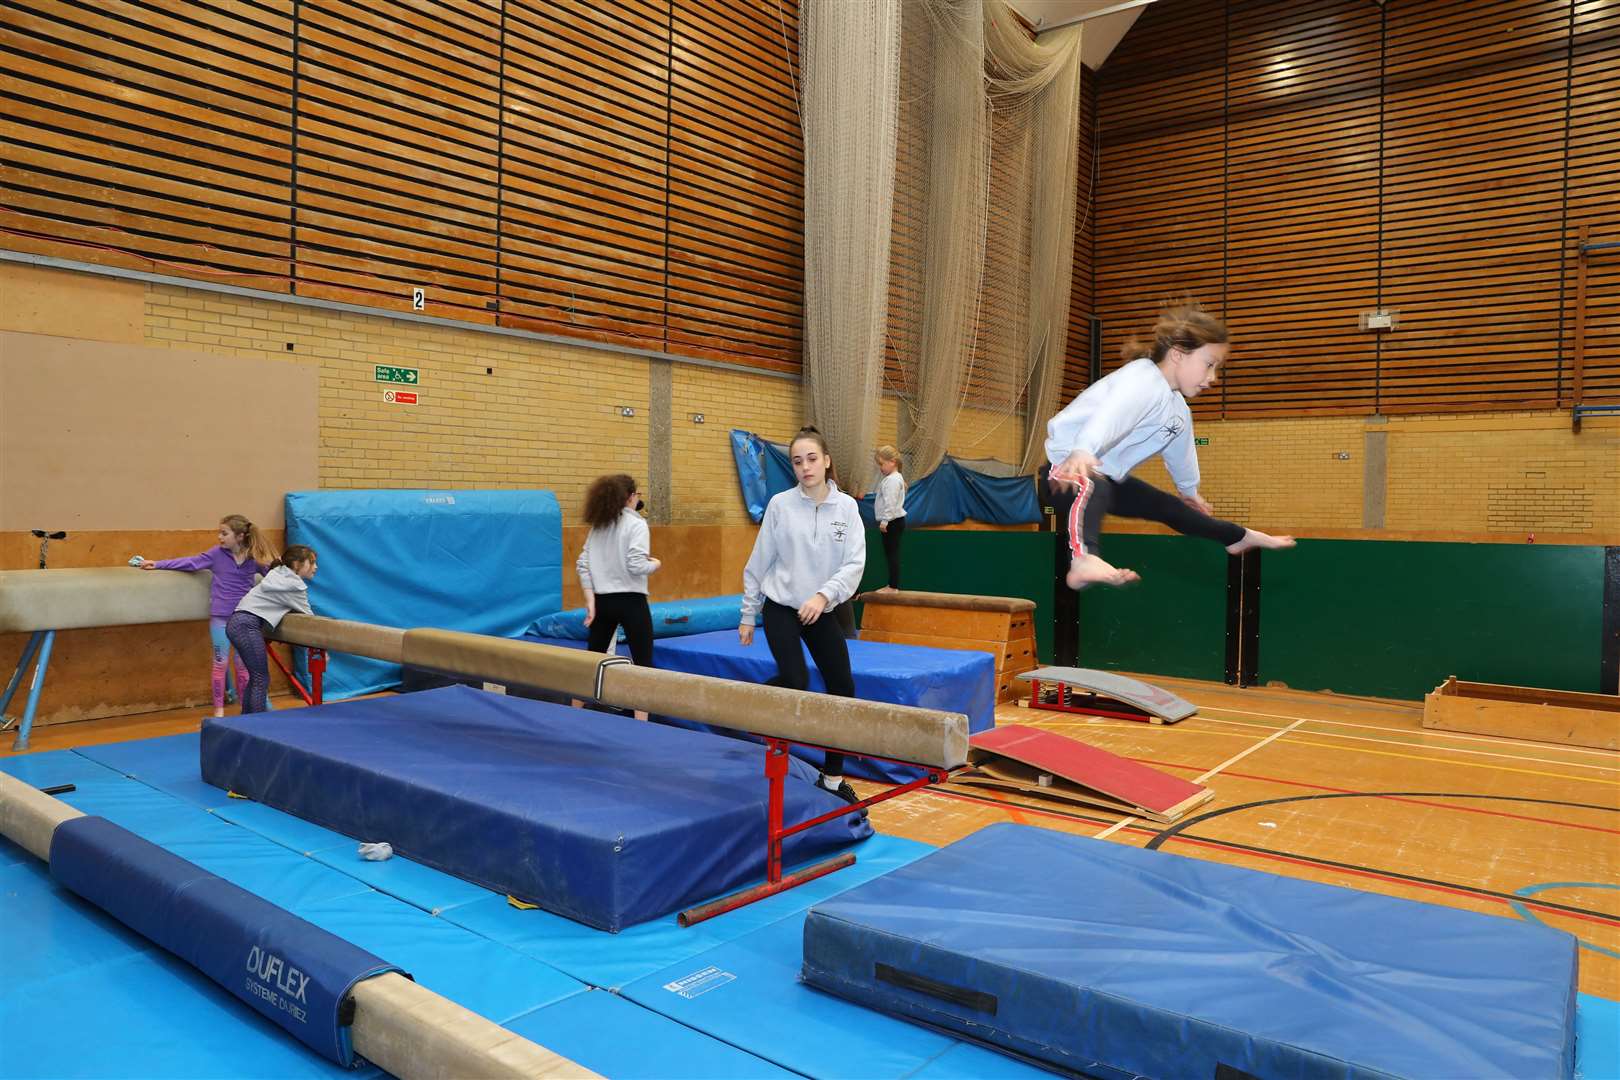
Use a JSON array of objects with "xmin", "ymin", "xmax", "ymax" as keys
[{"xmin": 678, "ymin": 738, "xmax": 948, "ymax": 926}]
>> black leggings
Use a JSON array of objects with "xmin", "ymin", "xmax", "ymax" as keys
[
  {"xmin": 587, "ymin": 592, "xmax": 654, "ymax": 667},
  {"xmin": 761, "ymin": 598, "xmax": 855, "ymax": 776},
  {"xmin": 1040, "ymin": 464, "xmax": 1244, "ymax": 561},
  {"xmin": 225, "ymin": 611, "xmax": 273, "ymax": 714},
  {"xmin": 880, "ymin": 516, "xmax": 906, "ymax": 589}
]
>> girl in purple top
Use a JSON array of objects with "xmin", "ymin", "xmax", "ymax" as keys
[{"xmin": 136, "ymin": 514, "xmax": 276, "ymax": 717}]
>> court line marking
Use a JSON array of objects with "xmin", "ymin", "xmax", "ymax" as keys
[{"xmin": 1094, "ymin": 719, "xmax": 1305, "ymax": 840}]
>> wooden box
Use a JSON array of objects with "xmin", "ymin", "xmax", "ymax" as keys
[
  {"xmin": 859, "ymin": 590, "xmax": 1036, "ymax": 703},
  {"xmin": 1422, "ymin": 676, "xmax": 1620, "ymax": 751}
]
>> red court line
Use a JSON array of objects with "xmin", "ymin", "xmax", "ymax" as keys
[{"xmin": 1124, "ymin": 755, "xmax": 1620, "ymax": 837}]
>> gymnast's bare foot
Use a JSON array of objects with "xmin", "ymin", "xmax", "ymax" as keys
[
  {"xmin": 1065, "ymin": 554, "xmax": 1140, "ymax": 590},
  {"xmin": 1226, "ymin": 529, "xmax": 1296, "ymax": 554}
]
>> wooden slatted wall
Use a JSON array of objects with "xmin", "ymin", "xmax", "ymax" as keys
[
  {"xmin": 0, "ymin": 0, "xmax": 802, "ymax": 372},
  {"xmin": 1095, "ymin": 0, "xmax": 1228, "ymax": 420},
  {"xmin": 1, "ymin": 1, "xmax": 293, "ymax": 284},
  {"xmin": 1570, "ymin": 0, "xmax": 1620, "ymax": 398},
  {"xmin": 1061, "ymin": 62, "xmax": 1098, "ymax": 403},
  {"xmin": 1096, "ymin": 0, "xmax": 1620, "ymax": 417}
]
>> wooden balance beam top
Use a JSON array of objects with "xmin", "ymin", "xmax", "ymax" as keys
[
  {"xmin": 0, "ymin": 567, "xmax": 212, "ymax": 633},
  {"xmin": 277, "ymin": 617, "xmax": 970, "ymax": 771},
  {"xmin": 856, "ymin": 590, "xmax": 1036, "ymax": 614}
]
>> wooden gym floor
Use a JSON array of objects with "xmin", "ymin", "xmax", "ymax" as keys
[{"xmin": 9, "ymin": 676, "xmax": 1616, "ymax": 1000}]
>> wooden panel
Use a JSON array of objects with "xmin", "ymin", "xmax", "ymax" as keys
[
  {"xmin": 665, "ymin": 0, "xmax": 804, "ymax": 369},
  {"xmin": 1423, "ymin": 677, "xmax": 1620, "ymax": 750},
  {"xmin": 0, "ymin": 0, "xmax": 293, "ymax": 284},
  {"xmin": 1093, "ymin": 0, "xmax": 1620, "ymax": 417},
  {"xmin": 1061, "ymin": 63, "xmax": 1099, "ymax": 405},
  {"xmin": 1378, "ymin": 0, "xmax": 1569, "ymax": 412},
  {"xmin": 498, "ymin": 0, "xmax": 670, "ymax": 348},
  {"xmin": 860, "ymin": 604, "xmax": 1015, "ymax": 641},
  {"xmin": 295, "ymin": 0, "xmax": 500, "ymax": 320},
  {"xmin": 1567, "ymin": 0, "xmax": 1620, "ymax": 400},
  {"xmin": 0, "ymin": 333, "xmax": 317, "ymax": 532},
  {"xmin": 1094, "ymin": 0, "xmax": 1227, "ymax": 420},
  {"xmin": 1223, "ymin": 0, "xmax": 1381, "ymax": 416}
]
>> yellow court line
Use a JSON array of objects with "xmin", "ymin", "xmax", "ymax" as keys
[
  {"xmin": 1025, "ymin": 713, "xmax": 1620, "ymax": 787},
  {"xmin": 1200, "ymin": 705, "xmax": 1620, "ymax": 763},
  {"xmin": 1192, "ymin": 713, "xmax": 1620, "ymax": 775},
  {"xmin": 1096, "ymin": 721, "xmax": 1308, "ymax": 840}
]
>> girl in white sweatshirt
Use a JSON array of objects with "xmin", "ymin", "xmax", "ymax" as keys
[
  {"xmin": 739, "ymin": 426, "xmax": 866, "ymax": 802},
  {"xmin": 1045, "ymin": 303, "xmax": 1293, "ymax": 590},
  {"xmin": 227, "ymin": 545, "xmax": 317, "ymax": 713},
  {"xmin": 577, "ymin": 473, "xmax": 661, "ymax": 667}
]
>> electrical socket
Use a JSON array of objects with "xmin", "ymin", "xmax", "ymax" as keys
[{"xmin": 1358, "ymin": 308, "xmax": 1399, "ymax": 331}]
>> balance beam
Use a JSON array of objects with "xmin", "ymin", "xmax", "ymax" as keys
[
  {"xmin": 0, "ymin": 771, "xmax": 595, "ymax": 1080},
  {"xmin": 306, "ymin": 620, "xmax": 970, "ymax": 770}
]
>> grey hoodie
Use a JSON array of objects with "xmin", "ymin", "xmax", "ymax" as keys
[
  {"xmin": 234, "ymin": 565, "xmax": 312, "ymax": 628},
  {"xmin": 740, "ymin": 482, "xmax": 866, "ymax": 626}
]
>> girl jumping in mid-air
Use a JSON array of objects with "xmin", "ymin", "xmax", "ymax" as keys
[
  {"xmin": 137, "ymin": 514, "xmax": 276, "ymax": 717},
  {"xmin": 739, "ymin": 426, "xmax": 866, "ymax": 803},
  {"xmin": 1044, "ymin": 302, "xmax": 1294, "ymax": 590},
  {"xmin": 227, "ymin": 545, "xmax": 317, "ymax": 714}
]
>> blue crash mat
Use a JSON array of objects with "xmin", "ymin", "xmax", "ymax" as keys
[
  {"xmin": 803, "ymin": 823, "xmax": 1580, "ymax": 1080},
  {"xmin": 622, "ymin": 913, "xmax": 1050, "ymax": 1080},
  {"xmin": 201, "ymin": 685, "xmax": 873, "ymax": 932},
  {"xmin": 523, "ymin": 628, "xmax": 995, "ymax": 782}
]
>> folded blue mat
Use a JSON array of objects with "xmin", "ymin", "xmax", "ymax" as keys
[
  {"xmin": 529, "ymin": 594, "xmax": 745, "ymax": 641},
  {"xmin": 803, "ymin": 823, "xmax": 1580, "ymax": 1080},
  {"xmin": 202, "ymin": 685, "xmax": 872, "ymax": 931},
  {"xmin": 51, "ymin": 816, "xmax": 399, "ymax": 1066}
]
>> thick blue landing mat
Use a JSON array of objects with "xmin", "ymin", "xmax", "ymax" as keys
[
  {"xmin": 202, "ymin": 684, "xmax": 872, "ymax": 931},
  {"xmin": 622, "ymin": 913, "xmax": 1051, "ymax": 1079},
  {"xmin": 439, "ymin": 833, "xmax": 936, "ymax": 991},
  {"xmin": 507, "ymin": 988, "xmax": 797, "ymax": 1079},
  {"xmin": 524, "ymin": 628, "xmax": 996, "ymax": 782},
  {"xmin": 803, "ymin": 823, "xmax": 1580, "ymax": 1080}
]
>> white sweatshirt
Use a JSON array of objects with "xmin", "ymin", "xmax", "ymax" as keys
[
  {"xmin": 740, "ymin": 482, "xmax": 866, "ymax": 626},
  {"xmin": 235, "ymin": 565, "xmax": 312, "ymax": 628},
  {"xmin": 1044, "ymin": 357, "xmax": 1201, "ymax": 495},
  {"xmin": 874, "ymin": 472, "xmax": 907, "ymax": 524},
  {"xmin": 576, "ymin": 507, "xmax": 654, "ymax": 596}
]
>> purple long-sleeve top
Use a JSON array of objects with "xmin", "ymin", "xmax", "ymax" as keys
[{"xmin": 149, "ymin": 546, "xmax": 268, "ymax": 618}]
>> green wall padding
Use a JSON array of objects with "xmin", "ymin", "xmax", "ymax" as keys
[
  {"xmin": 1077, "ymin": 534, "xmax": 1231, "ymax": 682},
  {"xmin": 1259, "ymin": 540, "xmax": 1606, "ymax": 700},
  {"xmin": 859, "ymin": 529, "xmax": 1055, "ymax": 661}
]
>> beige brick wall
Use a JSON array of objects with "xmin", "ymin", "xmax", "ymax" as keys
[
  {"xmin": 1131, "ymin": 416, "xmax": 1367, "ymax": 532},
  {"xmin": 1383, "ymin": 413, "xmax": 1620, "ymax": 536},
  {"xmin": 31, "ymin": 270, "xmax": 1609, "ymax": 540}
]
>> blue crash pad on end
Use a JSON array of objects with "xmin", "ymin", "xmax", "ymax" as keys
[
  {"xmin": 803, "ymin": 823, "xmax": 1579, "ymax": 1080},
  {"xmin": 285, "ymin": 489, "xmax": 563, "ymax": 699},
  {"xmin": 201, "ymin": 685, "xmax": 872, "ymax": 932}
]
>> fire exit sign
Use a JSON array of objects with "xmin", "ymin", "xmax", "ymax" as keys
[{"xmin": 375, "ymin": 365, "xmax": 419, "ymax": 385}]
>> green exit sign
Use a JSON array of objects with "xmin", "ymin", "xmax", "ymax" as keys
[
  {"xmin": 375, "ymin": 365, "xmax": 419, "ymax": 385},
  {"xmin": 1195, "ymin": 437, "xmax": 1209, "ymax": 445}
]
